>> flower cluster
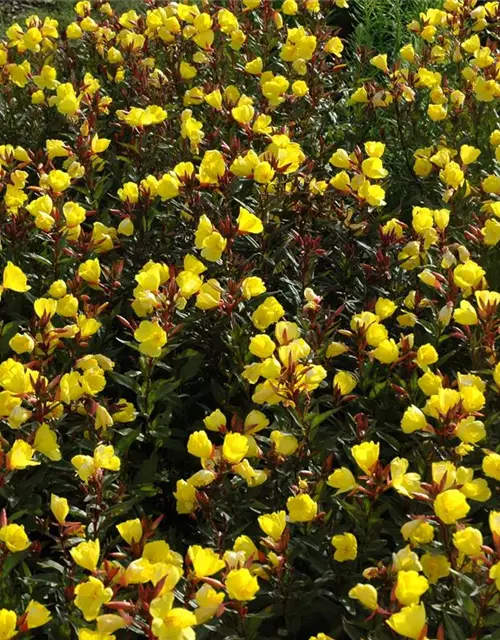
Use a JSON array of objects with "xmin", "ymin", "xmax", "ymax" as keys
[{"xmin": 0, "ymin": 0, "xmax": 500, "ymax": 639}]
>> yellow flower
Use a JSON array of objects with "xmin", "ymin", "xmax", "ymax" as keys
[
  {"xmin": 372, "ymin": 338, "xmax": 399, "ymax": 364},
  {"xmin": 370, "ymin": 53, "xmax": 389, "ymax": 72},
  {"xmin": 401, "ymin": 521, "xmax": 434, "ymax": 546},
  {"xmin": 0, "ymin": 610, "xmax": 16, "ymax": 640},
  {"xmin": 237, "ymin": 207, "xmax": 263, "ymax": 234},
  {"xmin": 351, "ymin": 441, "xmax": 379, "ymax": 474},
  {"xmin": 453, "ymin": 260, "xmax": 485, "ymax": 291},
  {"xmin": 74, "ymin": 577, "xmax": 113, "ymax": 621},
  {"xmin": 252, "ymin": 297, "xmax": 285, "ymax": 330},
  {"xmin": 390, "ymin": 457, "xmax": 421, "ymax": 498},
  {"xmin": 395, "ymin": 570, "xmax": 429, "ymax": 605},
  {"xmin": 421, "ymin": 553, "xmax": 450, "ymax": 584},
  {"xmin": 331, "ymin": 533, "xmax": 357, "ymax": 561},
  {"xmin": 292, "ymin": 80, "xmax": 309, "ymax": 97},
  {"xmin": 174, "ymin": 480, "xmax": 197, "ymax": 515},
  {"xmin": 428, "ymin": 103, "xmax": 447, "ymax": 121},
  {"xmin": 489, "ymin": 563, "xmax": 500, "ymax": 590},
  {"xmin": 270, "ymin": 431, "xmax": 298, "ymax": 456},
  {"xmin": 203, "ymin": 409, "xmax": 226, "ymax": 432},
  {"xmin": 0, "ymin": 523, "xmax": 30, "ymax": 552},
  {"xmin": 117, "ymin": 518, "xmax": 142, "ymax": 545},
  {"xmin": 9, "ymin": 333, "xmax": 34, "ymax": 354},
  {"xmin": 249, "ymin": 334, "xmax": 275, "ymax": 359},
  {"xmin": 455, "ymin": 416, "xmax": 485, "ymax": 444},
  {"xmin": 225, "ymin": 568, "xmax": 259, "ymax": 601},
  {"xmin": 387, "ymin": 603, "xmax": 426, "ymax": 639},
  {"xmin": 460, "ymin": 144, "xmax": 481, "ymax": 165},
  {"xmin": 78, "ymin": 259, "xmax": 101, "ymax": 285},
  {"xmin": 400, "ymin": 43, "xmax": 415, "ymax": 62},
  {"xmin": 150, "ymin": 593, "xmax": 197, "ymax": 639},
  {"xmin": 483, "ymin": 452, "xmax": 500, "ymax": 480},
  {"xmin": 325, "ymin": 36, "xmax": 344, "ymax": 56},
  {"xmin": 3, "ymin": 262, "xmax": 30, "ymax": 293},
  {"xmin": 415, "ymin": 343, "xmax": 438, "ymax": 369},
  {"xmin": 232, "ymin": 103, "xmax": 255, "ymax": 124},
  {"xmin": 70, "ymin": 539, "xmax": 100, "ymax": 572},
  {"xmin": 188, "ymin": 545, "xmax": 225, "ymax": 577},
  {"xmin": 25, "ymin": 601, "xmax": 51, "ymax": 629},
  {"xmin": 434, "ymin": 489, "xmax": 470, "ymax": 524},
  {"xmin": 194, "ymin": 584, "xmax": 225, "ymax": 624},
  {"xmin": 222, "ymin": 433, "xmax": 249, "ymax": 464},
  {"xmin": 440, "ymin": 161, "xmax": 464, "ymax": 189},
  {"xmin": 34, "ymin": 298, "xmax": 57, "ymax": 319},
  {"xmin": 50, "ymin": 494, "xmax": 69, "ymax": 524},
  {"xmin": 333, "ymin": 371, "xmax": 357, "ymax": 395},
  {"xmin": 361, "ymin": 157, "xmax": 388, "ymax": 179},
  {"xmin": 196, "ymin": 278, "xmax": 222, "ymax": 311},
  {"xmin": 401, "ymin": 405, "xmax": 427, "ymax": 434},
  {"xmin": 134, "ymin": 321, "xmax": 167, "ymax": 358},
  {"xmin": 349, "ymin": 583, "xmax": 378, "ymax": 610},
  {"xmin": 254, "ymin": 161, "xmax": 275, "ymax": 184},
  {"xmin": 243, "ymin": 410, "xmax": 269, "ymax": 434},
  {"xmin": 94, "ymin": 403, "xmax": 114, "ymax": 431},
  {"xmin": 482, "ymin": 219, "xmax": 500, "ymax": 246},
  {"xmin": 327, "ymin": 467, "xmax": 356, "ymax": 494},
  {"xmin": 258, "ymin": 511, "xmax": 286, "ymax": 540},
  {"xmin": 453, "ymin": 527, "xmax": 483, "ymax": 556},
  {"xmin": 245, "ymin": 57, "xmax": 263, "ymax": 74},
  {"xmin": 7, "ymin": 440, "xmax": 40, "ymax": 470},
  {"xmin": 93, "ymin": 445, "xmax": 120, "ymax": 472},
  {"xmin": 34, "ymin": 423, "xmax": 61, "ymax": 461},
  {"xmin": 233, "ymin": 459, "xmax": 267, "ymax": 487},
  {"xmin": 453, "ymin": 300, "xmax": 478, "ymax": 325},
  {"xmin": 198, "ymin": 149, "xmax": 226, "ymax": 185},
  {"xmin": 187, "ymin": 431, "xmax": 213, "ymax": 458},
  {"xmin": 286, "ymin": 494, "xmax": 318, "ymax": 522}
]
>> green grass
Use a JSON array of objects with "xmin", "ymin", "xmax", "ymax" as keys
[{"xmin": 350, "ymin": 0, "xmax": 443, "ymax": 55}]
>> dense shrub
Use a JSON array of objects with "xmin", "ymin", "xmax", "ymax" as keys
[{"xmin": 0, "ymin": 1, "xmax": 500, "ymax": 638}]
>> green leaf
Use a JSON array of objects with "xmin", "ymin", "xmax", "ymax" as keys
[
  {"xmin": 108, "ymin": 372, "xmax": 139, "ymax": 393},
  {"xmin": 444, "ymin": 613, "xmax": 468, "ymax": 640}
]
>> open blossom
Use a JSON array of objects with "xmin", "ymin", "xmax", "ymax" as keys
[{"xmin": 0, "ymin": 1, "xmax": 499, "ymax": 638}]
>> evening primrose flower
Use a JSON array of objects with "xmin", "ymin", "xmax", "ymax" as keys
[
  {"xmin": 401, "ymin": 405, "xmax": 427, "ymax": 434},
  {"xmin": 225, "ymin": 568, "xmax": 259, "ymax": 601},
  {"xmin": 237, "ymin": 207, "xmax": 263, "ymax": 234},
  {"xmin": 258, "ymin": 511, "xmax": 286, "ymax": 540},
  {"xmin": 24, "ymin": 600, "xmax": 51, "ymax": 629},
  {"xmin": 7, "ymin": 440, "xmax": 40, "ymax": 470},
  {"xmin": 349, "ymin": 583, "xmax": 378, "ymax": 610},
  {"xmin": 286, "ymin": 494, "xmax": 317, "ymax": 522},
  {"xmin": 50, "ymin": 494, "xmax": 69, "ymax": 524},
  {"xmin": 0, "ymin": 610, "xmax": 16, "ymax": 639},
  {"xmin": 134, "ymin": 321, "xmax": 167, "ymax": 357},
  {"xmin": 370, "ymin": 53, "xmax": 389, "ymax": 72},
  {"xmin": 188, "ymin": 546, "xmax": 225, "ymax": 577},
  {"xmin": 187, "ymin": 431, "xmax": 213, "ymax": 459},
  {"xmin": 74, "ymin": 577, "xmax": 113, "ymax": 621},
  {"xmin": 3, "ymin": 262, "xmax": 30, "ymax": 292},
  {"xmin": 351, "ymin": 441, "xmax": 379, "ymax": 474},
  {"xmin": 0, "ymin": 523, "xmax": 30, "ymax": 552},
  {"xmin": 434, "ymin": 489, "xmax": 470, "ymax": 524},
  {"xmin": 395, "ymin": 571, "xmax": 429, "ymax": 605},
  {"xmin": 327, "ymin": 468, "xmax": 356, "ymax": 494},
  {"xmin": 222, "ymin": 433, "xmax": 249, "ymax": 464},
  {"xmin": 387, "ymin": 603, "xmax": 426, "ymax": 639},
  {"xmin": 331, "ymin": 533, "xmax": 357, "ymax": 561},
  {"xmin": 333, "ymin": 371, "xmax": 357, "ymax": 395},
  {"xmin": 70, "ymin": 539, "xmax": 100, "ymax": 572},
  {"xmin": 453, "ymin": 527, "xmax": 483, "ymax": 557}
]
